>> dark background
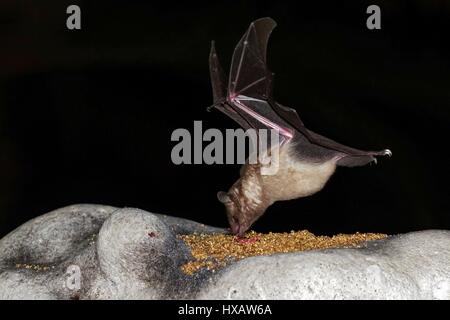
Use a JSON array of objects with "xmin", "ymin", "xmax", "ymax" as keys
[{"xmin": 0, "ymin": 0, "xmax": 449, "ymax": 238}]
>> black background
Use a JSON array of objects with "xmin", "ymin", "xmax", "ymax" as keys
[{"xmin": 0, "ymin": 0, "xmax": 449, "ymax": 238}]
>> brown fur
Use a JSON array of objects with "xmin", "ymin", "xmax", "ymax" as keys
[{"xmin": 218, "ymin": 144, "xmax": 337, "ymax": 236}]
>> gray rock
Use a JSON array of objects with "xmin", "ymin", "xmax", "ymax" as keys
[
  {"xmin": 198, "ymin": 230, "xmax": 450, "ymax": 299},
  {"xmin": 0, "ymin": 204, "xmax": 223, "ymax": 300},
  {"xmin": 0, "ymin": 204, "xmax": 449, "ymax": 300}
]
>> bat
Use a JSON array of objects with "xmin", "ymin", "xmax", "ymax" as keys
[{"xmin": 208, "ymin": 17, "xmax": 392, "ymax": 236}]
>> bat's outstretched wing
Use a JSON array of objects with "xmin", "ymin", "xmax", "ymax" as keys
[
  {"xmin": 209, "ymin": 18, "xmax": 303, "ymax": 142},
  {"xmin": 209, "ymin": 41, "xmax": 253, "ymax": 130},
  {"xmin": 224, "ymin": 18, "xmax": 310, "ymax": 138},
  {"xmin": 228, "ymin": 17, "xmax": 275, "ymax": 100},
  {"xmin": 209, "ymin": 41, "xmax": 227, "ymax": 105},
  {"xmin": 209, "ymin": 18, "xmax": 392, "ymax": 162}
]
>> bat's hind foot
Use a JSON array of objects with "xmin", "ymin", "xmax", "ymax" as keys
[{"xmin": 371, "ymin": 149, "xmax": 392, "ymax": 165}]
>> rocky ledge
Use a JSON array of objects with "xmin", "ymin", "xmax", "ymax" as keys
[{"xmin": 0, "ymin": 204, "xmax": 449, "ymax": 299}]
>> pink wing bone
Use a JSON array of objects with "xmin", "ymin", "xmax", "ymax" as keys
[
  {"xmin": 232, "ymin": 95, "xmax": 294, "ymax": 145},
  {"xmin": 226, "ymin": 18, "xmax": 294, "ymax": 145}
]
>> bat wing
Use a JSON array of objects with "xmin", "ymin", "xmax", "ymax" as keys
[
  {"xmin": 228, "ymin": 17, "xmax": 276, "ymax": 100},
  {"xmin": 209, "ymin": 41, "xmax": 253, "ymax": 130},
  {"xmin": 209, "ymin": 18, "xmax": 392, "ymax": 162},
  {"xmin": 209, "ymin": 17, "xmax": 301, "ymax": 143},
  {"xmin": 209, "ymin": 18, "xmax": 310, "ymax": 138},
  {"xmin": 302, "ymin": 129, "xmax": 392, "ymax": 166},
  {"xmin": 209, "ymin": 41, "xmax": 227, "ymax": 105}
]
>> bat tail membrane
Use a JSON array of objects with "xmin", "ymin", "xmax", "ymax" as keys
[
  {"xmin": 336, "ymin": 149, "xmax": 392, "ymax": 167},
  {"xmin": 209, "ymin": 41, "xmax": 227, "ymax": 105}
]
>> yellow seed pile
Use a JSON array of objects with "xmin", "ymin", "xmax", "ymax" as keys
[{"xmin": 180, "ymin": 230, "xmax": 387, "ymax": 275}]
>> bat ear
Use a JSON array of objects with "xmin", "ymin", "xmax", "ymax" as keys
[{"xmin": 217, "ymin": 191, "xmax": 231, "ymax": 204}]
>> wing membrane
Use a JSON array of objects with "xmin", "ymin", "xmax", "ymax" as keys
[{"xmin": 228, "ymin": 18, "xmax": 276, "ymax": 99}]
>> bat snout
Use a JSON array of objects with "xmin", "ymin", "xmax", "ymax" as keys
[
  {"xmin": 217, "ymin": 191, "xmax": 246, "ymax": 236},
  {"xmin": 230, "ymin": 222, "xmax": 241, "ymax": 236}
]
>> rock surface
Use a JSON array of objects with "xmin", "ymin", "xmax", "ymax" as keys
[{"xmin": 0, "ymin": 204, "xmax": 449, "ymax": 300}]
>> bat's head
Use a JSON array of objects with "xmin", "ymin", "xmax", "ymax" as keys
[
  {"xmin": 217, "ymin": 164, "xmax": 269, "ymax": 236},
  {"xmin": 217, "ymin": 188, "xmax": 267, "ymax": 237},
  {"xmin": 217, "ymin": 191, "xmax": 247, "ymax": 236}
]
